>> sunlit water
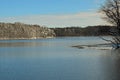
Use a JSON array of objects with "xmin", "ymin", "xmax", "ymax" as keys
[{"xmin": 0, "ymin": 37, "xmax": 120, "ymax": 80}]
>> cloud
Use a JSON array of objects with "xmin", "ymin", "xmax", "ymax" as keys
[
  {"xmin": 0, "ymin": 12, "xmax": 108, "ymax": 27},
  {"xmin": 94, "ymin": 0, "xmax": 105, "ymax": 5},
  {"xmin": 94, "ymin": 0, "xmax": 100, "ymax": 4}
]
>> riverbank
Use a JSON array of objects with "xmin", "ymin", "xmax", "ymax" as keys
[
  {"xmin": 0, "ymin": 36, "xmax": 54, "ymax": 40},
  {"xmin": 0, "ymin": 22, "xmax": 55, "ymax": 40},
  {"xmin": 0, "ymin": 22, "xmax": 115, "ymax": 40}
]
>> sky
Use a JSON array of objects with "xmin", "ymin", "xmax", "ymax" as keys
[{"xmin": 0, "ymin": 0, "xmax": 107, "ymax": 27}]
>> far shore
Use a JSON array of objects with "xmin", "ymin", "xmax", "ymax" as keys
[
  {"xmin": 0, "ymin": 36, "xmax": 54, "ymax": 40},
  {"xmin": 0, "ymin": 36, "xmax": 111, "ymax": 40}
]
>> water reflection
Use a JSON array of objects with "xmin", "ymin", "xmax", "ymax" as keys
[
  {"xmin": 1, "ymin": 37, "xmax": 120, "ymax": 80},
  {"xmin": 111, "ymin": 49, "xmax": 120, "ymax": 77},
  {"xmin": 111, "ymin": 49, "xmax": 120, "ymax": 58},
  {"xmin": 0, "ymin": 42, "xmax": 46, "ymax": 47},
  {"xmin": 101, "ymin": 50, "xmax": 120, "ymax": 80}
]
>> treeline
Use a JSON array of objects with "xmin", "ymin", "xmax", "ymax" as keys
[
  {"xmin": 0, "ymin": 22, "xmax": 55, "ymax": 39},
  {"xmin": 52, "ymin": 25, "xmax": 114, "ymax": 36},
  {"xmin": 0, "ymin": 22, "xmax": 116, "ymax": 40}
]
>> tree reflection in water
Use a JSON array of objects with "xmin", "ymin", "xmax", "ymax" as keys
[{"xmin": 110, "ymin": 50, "xmax": 120, "ymax": 80}]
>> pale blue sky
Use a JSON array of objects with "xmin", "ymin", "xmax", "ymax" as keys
[{"xmin": 0, "ymin": 0, "xmax": 107, "ymax": 27}]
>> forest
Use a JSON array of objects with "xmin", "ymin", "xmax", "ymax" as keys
[
  {"xmin": 52, "ymin": 25, "xmax": 114, "ymax": 37},
  {"xmin": 0, "ymin": 22, "xmax": 115, "ymax": 39},
  {"xmin": 0, "ymin": 22, "xmax": 55, "ymax": 39}
]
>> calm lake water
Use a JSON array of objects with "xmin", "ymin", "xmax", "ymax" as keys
[{"xmin": 0, "ymin": 37, "xmax": 120, "ymax": 80}]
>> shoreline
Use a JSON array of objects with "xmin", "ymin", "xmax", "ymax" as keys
[
  {"xmin": 0, "ymin": 36, "xmax": 111, "ymax": 40},
  {"xmin": 0, "ymin": 36, "xmax": 54, "ymax": 40}
]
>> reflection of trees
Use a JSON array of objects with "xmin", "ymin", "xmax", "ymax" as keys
[
  {"xmin": 110, "ymin": 50, "xmax": 120, "ymax": 80},
  {"xmin": 0, "ymin": 42, "xmax": 46, "ymax": 47},
  {"xmin": 95, "ymin": 50, "xmax": 120, "ymax": 80}
]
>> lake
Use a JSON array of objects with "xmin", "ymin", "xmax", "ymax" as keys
[{"xmin": 0, "ymin": 37, "xmax": 120, "ymax": 80}]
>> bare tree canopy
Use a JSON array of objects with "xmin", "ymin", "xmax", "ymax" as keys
[
  {"xmin": 100, "ymin": 0, "xmax": 120, "ymax": 34},
  {"xmin": 100, "ymin": 0, "xmax": 120, "ymax": 49}
]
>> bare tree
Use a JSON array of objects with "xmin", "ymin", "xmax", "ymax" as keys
[
  {"xmin": 100, "ymin": 0, "xmax": 120, "ymax": 33},
  {"xmin": 100, "ymin": 0, "xmax": 120, "ymax": 49}
]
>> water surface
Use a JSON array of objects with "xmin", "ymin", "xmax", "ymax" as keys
[{"xmin": 0, "ymin": 37, "xmax": 120, "ymax": 80}]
